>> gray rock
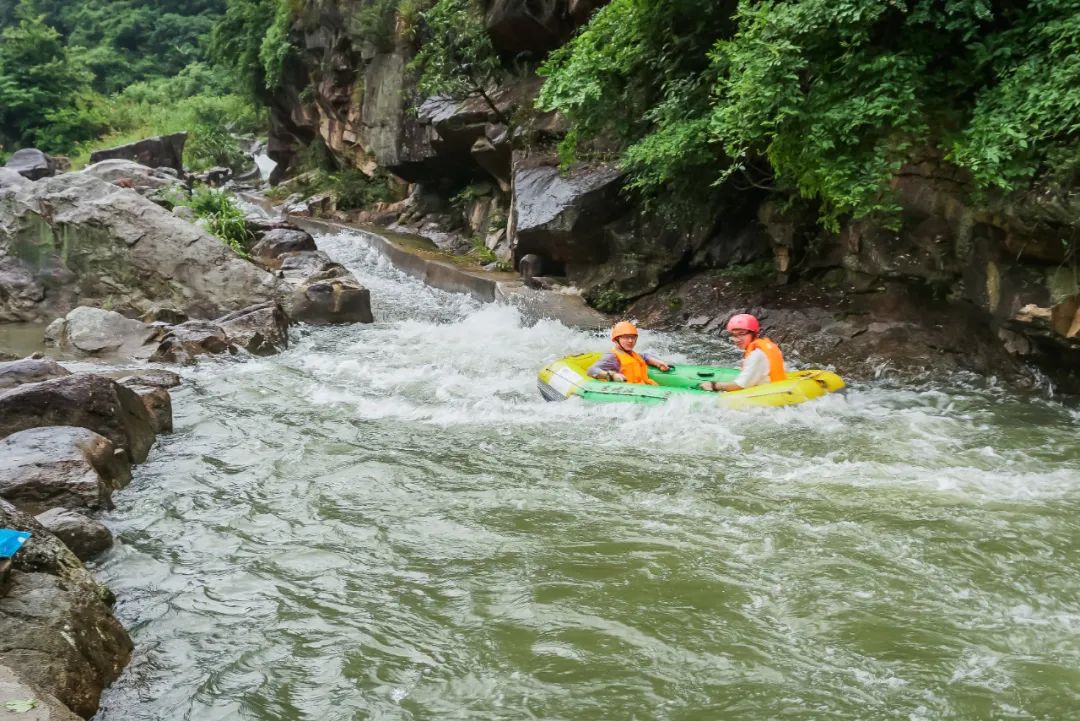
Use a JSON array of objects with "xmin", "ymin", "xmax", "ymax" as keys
[
  {"xmin": 250, "ymin": 229, "xmax": 317, "ymax": 270},
  {"xmin": 0, "ymin": 426, "xmax": 129, "ymax": 517},
  {"xmin": 0, "ymin": 374, "xmax": 156, "ymax": 464},
  {"xmin": 150, "ymin": 320, "xmax": 235, "ymax": 364},
  {"xmin": 0, "ymin": 167, "xmax": 32, "ymax": 192},
  {"xmin": 0, "ymin": 358, "xmax": 70, "ymax": 390},
  {"xmin": 79, "ymin": 159, "xmax": 185, "ymax": 194},
  {"xmin": 124, "ymin": 384, "xmax": 173, "ymax": 434},
  {"xmin": 172, "ymin": 205, "xmax": 196, "ymax": 222},
  {"xmin": 2, "ymin": 149, "xmax": 58, "ymax": 181},
  {"xmin": 286, "ymin": 277, "xmax": 374, "ymax": 325},
  {"xmin": 139, "ymin": 306, "xmax": 188, "ymax": 325},
  {"xmin": 0, "ymin": 173, "xmax": 284, "ymax": 322},
  {"xmin": 0, "ymin": 501, "xmax": 132, "ymax": 719},
  {"xmin": 0, "ymin": 257, "xmax": 46, "ymax": 319},
  {"xmin": 33, "ymin": 508, "xmax": 113, "ymax": 561},
  {"xmin": 216, "ymin": 301, "xmax": 289, "ymax": 356},
  {"xmin": 88, "ymin": 132, "xmax": 187, "ymax": 172},
  {"xmin": 101, "ymin": 368, "xmax": 182, "ymax": 389},
  {"xmin": 485, "ymin": 0, "xmax": 576, "ymax": 53},
  {"xmin": 513, "ymin": 163, "xmax": 625, "ymax": 264},
  {"xmin": 43, "ymin": 307, "xmax": 158, "ymax": 358},
  {"xmin": 0, "ymin": 663, "xmax": 83, "ymax": 720},
  {"xmin": 277, "ymin": 250, "xmax": 338, "ymax": 282}
]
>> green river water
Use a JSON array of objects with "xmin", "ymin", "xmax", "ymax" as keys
[{"xmin": 91, "ymin": 230, "xmax": 1080, "ymax": 721}]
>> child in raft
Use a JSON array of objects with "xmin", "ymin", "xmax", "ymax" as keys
[
  {"xmin": 587, "ymin": 321, "xmax": 671, "ymax": 384},
  {"xmin": 699, "ymin": 314, "xmax": 786, "ymax": 392}
]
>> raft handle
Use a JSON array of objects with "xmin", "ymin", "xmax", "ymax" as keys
[{"xmin": 696, "ymin": 371, "xmax": 715, "ymax": 378}]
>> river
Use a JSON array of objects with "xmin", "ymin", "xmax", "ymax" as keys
[{"xmin": 92, "ymin": 229, "xmax": 1080, "ymax": 721}]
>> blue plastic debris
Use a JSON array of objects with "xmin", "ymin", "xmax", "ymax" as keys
[{"xmin": 0, "ymin": 529, "xmax": 32, "ymax": 559}]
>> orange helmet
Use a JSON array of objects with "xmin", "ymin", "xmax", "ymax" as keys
[{"xmin": 610, "ymin": 321, "xmax": 639, "ymax": 340}]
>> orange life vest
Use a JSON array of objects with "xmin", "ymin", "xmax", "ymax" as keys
[
  {"xmin": 612, "ymin": 347, "xmax": 658, "ymax": 385},
  {"xmin": 746, "ymin": 337, "xmax": 786, "ymax": 383}
]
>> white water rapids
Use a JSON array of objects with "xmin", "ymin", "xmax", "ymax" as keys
[{"xmin": 91, "ymin": 228, "xmax": 1080, "ymax": 721}]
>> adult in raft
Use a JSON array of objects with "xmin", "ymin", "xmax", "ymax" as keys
[
  {"xmin": 700, "ymin": 313, "xmax": 786, "ymax": 392},
  {"xmin": 587, "ymin": 321, "xmax": 671, "ymax": 384}
]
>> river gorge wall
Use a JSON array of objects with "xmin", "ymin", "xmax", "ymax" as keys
[{"xmin": 265, "ymin": 0, "xmax": 1079, "ymax": 391}]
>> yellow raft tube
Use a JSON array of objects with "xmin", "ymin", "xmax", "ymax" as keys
[{"xmin": 538, "ymin": 352, "xmax": 845, "ymax": 409}]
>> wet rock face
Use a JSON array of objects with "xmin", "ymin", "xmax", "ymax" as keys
[
  {"xmin": 512, "ymin": 163, "xmax": 626, "ymax": 265},
  {"xmin": 485, "ymin": 0, "xmax": 578, "ymax": 53},
  {"xmin": 33, "ymin": 508, "xmax": 114, "ymax": 562},
  {"xmin": 0, "ymin": 374, "xmax": 156, "ymax": 464},
  {"xmin": 0, "ymin": 500, "xmax": 132, "ymax": 719},
  {"xmin": 0, "ymin": 426, "xmax": 130, "ymax": 516},
  {"xmin": 88, "ymin": 132, "xmax": 187, "ymax": 172},
  {"xmin": 0, "ymin": 173, "xmax": 284, "ymax": 322}
]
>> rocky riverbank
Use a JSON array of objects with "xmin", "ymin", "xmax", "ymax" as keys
[{"xmin": 0, "ymin": 142, "xmax": 381, "ymax": 718}]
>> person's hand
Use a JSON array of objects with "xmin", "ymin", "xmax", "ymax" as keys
[
  {"xmin": 655, "ymin": 362, "xmax": 670, "ymax": 372},
  {"xmin": 611, "ymin": 372, "xmax": 627, "ymax": 383}
]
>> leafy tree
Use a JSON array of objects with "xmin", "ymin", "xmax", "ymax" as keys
[
  {"xmin": 539, "ymin": 0, "xmax": 1080, "ymax": 228},
  {"xmin": 411, "ymin": 0, "xmax": 508, "ymax": 124},
  {"xmin": 0, "ymin": 10, "xmax": 100, "ymax": 151}
]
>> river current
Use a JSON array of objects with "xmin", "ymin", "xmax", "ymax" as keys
[{"xmin": 93, "ymin": 230, "xmax": 1080, "ymax": 721}]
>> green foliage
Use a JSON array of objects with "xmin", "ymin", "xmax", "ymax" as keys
[
  {"xmin": 468, "ymin": 235, "xmax": 496, "ymax": 264},
  {"xmin": 0, "ymin": 9, "xmax": 99, "ymax": 151},
  {"xmin": 539, "ymin": 0, "xmax": 1080, "ymax": 229},
  {"xmin": 265, "ymin": 167, "xmax": 396, "ymax": 211},
  {"xmin": 258, "ymin": 0, "xmax": 293, "ymax": 91},
  {"xmin": 8, "ymin": 0, "xmax": 226, "ymax": 94},
  {"xmin": 210, "ymin": 0, "xmax": 279, "ymax": 100},
  {"xmin": 170, "ymin": 186, "xmax": 254, "ymax": 256},
  {"xmin": 410, "ymin": 0, "xmax": 506, "ymax": 123},
  {"xmin": 951, "ymin": 2, "xmax": 1080, "ymax": 191},
  {"xmin": 586, "ymin": 286, "xmax": 631, "ymax": 314}
]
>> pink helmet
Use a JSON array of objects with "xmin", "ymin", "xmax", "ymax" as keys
[{"xmin": 726, "ymin": 313, "xmax": 760, "ymax": 334}]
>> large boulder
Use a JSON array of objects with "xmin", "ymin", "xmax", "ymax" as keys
[
  {"xmin": 0, "ymin": 500, "xmax": 132, "ymax": 719},
  {"xmin": 250, "ymin": 228, "xmax": 317, "ymax": 270},
  {"xmin": 87, "ymin": 132, "xmax": 187, "ymax": 172},
  {"xmin": 215, "ymin": 301, "xmax": 289, "ymax": 355},
  {"xmin": 0, "ymin": 663, "xmax": 82, "ymax": 721},
  {"xmin": 512, "ymin": 162, "xmax": 626, "ymax": 264},
  {"xmin": 485, "ymin": 0, "xmax": 578, "ymax": 53},
  {"xmin": 0, "ymin": 168, "xmax": 31, "ymax": 193},
  {"xmin": 0, "ymin": 374, "xmax": 156, "ymax": 464},
  {"xmin": 0, "ymin": 358, "xmax": 70, "ymax": 390},
  {"xmin": 79, "ymin": 159, "xmax": 185, "ymax": 195},
  {"xmin": 0, "ymin": 173, "xmax": 284, "ymax": 322},
  {"xmin": 33, "ymin": 508, "xmax": 114, "ymax": 562},
  {"xmin": 43, "ymin": 306, "xmax": 159, "ymax": 359},
  {"xmin": 2, "ymin": 149, "xmax": 58, "ymax": 181},
  {"xmin": 286, "ymin": 277, "xmax": 374, "ymax": 325},
  {"xmin": 0, "ymin": 426, "xmax": 131, "ymax": 515},
  {"xmin": 149, "ymin": 320, "xmax": 235, "ymax": 364}
]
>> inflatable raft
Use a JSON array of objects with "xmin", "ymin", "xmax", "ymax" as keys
[{"xmin": 537, "ymin": 352, "xmax": 845, "ymax": 409}]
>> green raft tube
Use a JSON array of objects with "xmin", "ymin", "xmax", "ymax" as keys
[{"xmin": 537, "ymin": 352, "xmax": 845, "ymax": 409}]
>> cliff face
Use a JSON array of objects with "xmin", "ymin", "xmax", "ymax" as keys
[{"xmin": 268, "ymin": 0, "xmax": 1079, "ymax": 390}]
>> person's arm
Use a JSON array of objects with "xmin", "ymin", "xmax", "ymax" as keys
[
  {"xmin": 642, "ymin": 352, "xmax": 670, "ymax": 372},
  {"xmin": 715, "ymin": 349, "xmax": 769, "ymax": 391},
  {"xmin": 587, "ymin": 352, "xmax": 625, "ymax": 381}
]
